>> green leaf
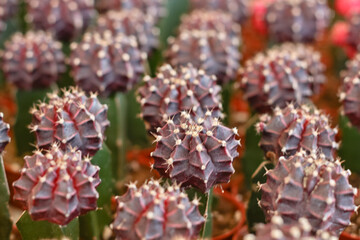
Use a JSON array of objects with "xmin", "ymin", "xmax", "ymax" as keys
[
  {"xmin": 79, "ymin": 144, "xmax": 113, "ymax": 240},
  {"xmin": 338, "ymin": 115, "xmax": 360, "ymax": 173},
  {"xmin": 241, "ymin": 120, "xmax": 266, "ymax": 189},
  {"xmin": 14, "ymin": 89, "xmax": 51, "ymax": 156},
  {"xmin": 0, "ymin": 157, "xmax": 12, "ymax": 240},
  {"xmin": 17, "ymin": 211, "xmax": 79, "ymax": 240}
]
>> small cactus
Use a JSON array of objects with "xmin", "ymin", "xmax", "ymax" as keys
[
  {"xmin": 256, "ymin": 105, "xmax": 338, "ymax": 161},
  {"xmin": 166, "ymin": 10, "xmax": 241, "ymax": 85},
  {"xmin": 259, "ymin": 0, "xmax": 332, "ymax": 43},
  {"xmin": 150, "ymin": 111, "xmax": 240, "ymax": 192},
  {"xmin": 95, "ymin": 0, "xmax": 166, "ymax": 21},
  {"xmin": 111, "ymin": 180, "xmax": 205, "ymax": 239},
  {"xmin": 190, "ymin": 0, "xmax": 249, "ymax": 24},
  {"xmin": 238, "ymin": 43, "xmax": 325, "ymax": 113},
  {"xmin": 96, "ymin": 9, "xmax": 159, "ymax": 54},
  {"xmin": 340, "ymin": 53, "xmax": 360, "ymax": 130},
  {"xmin": 13, "ymin": 144, "xmax": 101, "ymax": 225},
  {"xmin": 29, "ymin": 87, "xmax": 110, "ymax": 156},
  {"xmin": 0, "ymin": 113, "xmax": 10, "ymax": 154},
  {"xmin": 259, "ymin": 151, "xmax": 357, "ymax": 236},
  {"xmin": 26, "ymin": 0, "xmax": 96, "ymax": 41},
  {"xmin": 244, "ymin": 216, "xmax": 337, "ymax": 240},
  {"xmin": 70, "ymin": 32, "xmax": 146, "ymax": 96},
  {"xmin": 137, "ymin": 64, "xmax": 223, "ymax": 131},
  {"xmin": 0, "ymin": 0, "xmax": 17, "ymax": 36},
  {"xmin": 2, "ymin": 31, "xmax": 65, "ymax": 90}
]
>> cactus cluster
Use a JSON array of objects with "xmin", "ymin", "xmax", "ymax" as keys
[
  {"xmin": 0, "ymin": 113, "xmax": 10, "ymax": 154},
  {"xmin": 70, "ymin": 32, "xmax": 146, "ymax": 96},
  {"xmin": 166, "ymin": 10, "xmax": 241, "ymax": 85},
  {"xmin": 96, "ymin": 9, "xmax": 159, "ymax": 54},
  {"xmin": 259, "ymin": 151, "xmax": 357, "ymax": 236},
  {"xmin": 256, "ymin": 105, "xmax": 338, "ymax": 162},
  {"xmin": 238, "ymin": 43, "xmax": 325, "ymax": 113},
  {"xmin": 26, "ymin": 0, "xmax": 96, "ymax": 41},
  {"xmin": 13, "ymin": 144, "xmax": 101, "ymax": 225},
  {"xmin": 150, "ymin": 111, "xmax": 240, "ymax": 192},
  {"xmin": 95, "ymin": 0, "xmax": 166, "ymax": 21},
  {"xmin": 2, "ymin": 31, "xmax": 65, "ymax": 90},
  {"xmin": 138, "ymin": 64, "xmax": 223, "ymax": 131},
  {"xmin": 29, "ymin": 87, "xmax": 110, "ymax": 156},
  {"xmin": 245, "ymin": 216, "xmax": 337, "ymax": 240},
  {"xmin": 262, "ymin": 0, "xmax": 332, "ymax": 43},
  {"xmin": 0, "ymin": 0, "xmax": 17, "ymax": 36},
  {"xmin": 190, "ymin": 0, "xmax": 249, "ymax": 24},
  {"xmin": 340, "ymin": 53, "xmax": 360, "ymax": 130},
  {"xmin": 111, "ymin": 180, "xmax": 205, "ymax": 240}
]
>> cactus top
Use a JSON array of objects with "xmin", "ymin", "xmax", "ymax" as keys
[
  {"xmin": 0, "ymin": 113, "xmax": 10, "ymax": 154},
  {"xmin": 13, "ymin": 144, "xmax": 101, "ymax": 225},
  {"xmin": 151, "ymin": 111, "xmax": 241, "ymax": 192},
  {"xmin": 190, "ymin": 0, "xmax": 249, "ymax": 24},
  {"xmin": 111, "ymin": 180, "xmax": 205, "ymax": 240},
  {"xmin": 238, "ymin": 43, "xmax": 325, "ymax": 113},
  {"xmin": 260, "ymin": 151, "xmax": 357, "ymax": 236},
  {"xmin": 244, "ymin": 216, "xmax": 338, "ymax": 240},
  {"xmin": 30, "ymin": 87, "xmax": 110, "ymax": 156},
  {"xmin": 264, "ymin": 0, "xmax": 332, "ymax": 43},
  {"xmin": 257, "ymin": 104, "xmax": 338, "ymax": 162},
  {"xmin": 138, "ymin": 64, "xmax": 223, "ymax": 131}
]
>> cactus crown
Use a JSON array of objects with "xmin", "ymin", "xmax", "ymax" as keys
[
  {"xmin": 239, "ymin": 43, "xmax": 325, "ymax": 113},
  {"xmin": 138, "ymin": 64, "xmax": 223, "ymax": 131},
  {"xmin": 257, "ymin": 104, "xmax": 338, "ymax": 162},
  {"xmin": 26, "ymin": 0, "xmax": 96, "ymax": 41},
  {"xmin": 96, "ymin": 9, "xmax": 159, "ymax": 54},
  {"xmin": 190, "ymin": 0, "xmax": 249, "ymax": 24},
  {"xmin": 167, "ymin": 10, "xmax": 241, "ymax": 85},
  {"xmin": 70, "ymin": 31, "xmax": 146, "ymax": 96},
  {"xmin": 2, "ymin": 31, "xmax": 65, "ymax": 90},
  {"xmin": 151, "ymin": 111, "xmax": 240, "ymax": 192},
  {"xmin": 111, "ymin": 180, "xmax": 205, "ymax": 240},
  {"xmin": 260, "ymin": 151, "xmax": 357, "ymax": 236},
  {"xmin": 264, "ymin": 0, "xmax": 332, "ymax": 43},
  {"xmin": 13, "ymin": 144, "xmax": 101, "ymax": 225},
  {"xmin": 0, "ymin": 113, "xmax": 10, "ymax": 154},
  {"xmin": 29, "ymin": 87, "xmax": 110, "ymax": 156}
]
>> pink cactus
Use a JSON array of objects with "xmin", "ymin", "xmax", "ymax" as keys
[{"xmin": 0, "ymin": 113, "xmax": 10, "ymax": 154}]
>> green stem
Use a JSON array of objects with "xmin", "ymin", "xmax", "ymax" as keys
[
  {"xmin": 202, "ymin": 188, "xmax": 213, "ymax": 239},
  {"xmin": 0, "ymin": 156, "xmax": 11, "ymax": 240},
  {"xmin": 115, "ymin": 92, "xmax": 127, "ymax": 180}
]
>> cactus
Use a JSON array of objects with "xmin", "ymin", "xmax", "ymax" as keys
[
  {"xmin": 96, "ymin": 9, "xmax": 159, "ymax": 54},
  {"xmin": 166, "ymin": 10, "xmax": 241, "ymax": 85},
  {"xmin": 95, "ymin": 0, "xmax": 166, "ymax": 21},
  {"xmin": 238, "ymin": 43, "xmax": 325, "ymax": 114},
  {"xmin": 29, "ymin": 87, "xmax": 110, "ymax": 156},
  {"xmin": 190, "ymin": 0, "xmax": 249, "ymax": 24},
  {"xmin": 2, "ymin": 31, "xmax": 65, "ymax": 90},
  {"xmin": 150, "ymin": 111, "xmax": 240, "ymax": 192},
  {"xmin": 0, "ymin": 0, "xmax": 17, "ymax": 37},
  {"xmin": 339, "ymin": 53, "xmax": 360, "ymax": 130},
  {"xmin": 111, "ymin": 180, "xmax": 205, "ymax": 239},
  {"xmin": 257, "ymin": 104, "xmax": 338, "ymax": 161},
  {"xmin": 137, "ymin": 64, "xmax": 223, "ymax": 131},
  {"xmin": 70, "ymin": 32, "xmax": 146, "ymax": 97},
  {"xmin": 256, "ymin": 0, "xmax": 331, "ymax": 43},
  {"xmin": 26, "ymin": 0, "xmax": 96, "ymax": 41},
  {"xmin": 13, "ymin": 144, "xmax": 101, "ymax": 226},
  {"xmin": 244, "ymin": 216, "xmax": 337, "ymax": 240},
  {"xmin": 259, "ymin": 151, "xmax": 357, "ymax": 236},
  {"xmin": 0, "ymin": 113, "xmax": 10, "ymax": 154}
]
